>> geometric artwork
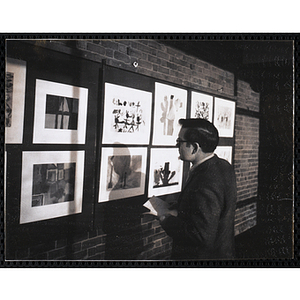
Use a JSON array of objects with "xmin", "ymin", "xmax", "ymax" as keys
[
  {"xmin": 214, "ymin": 146, "xmax": 233, "ymax": 164},
  {"xmin": 152, "ymin": 83, "xmax": 187, "ymax": 146},
  {"xmin": 148, "ymin": 148, "xmax": 183, "ymax": 197},
  {"xmin": 5, "ymin": 58, "xmax": 26, "ymax": 144},
  {"xmin": 45, "ymin": 95, "xmax": 78, "ymax": 129},
  {"xmin": 20, "ymin": 151, "xmax": 85, "ymax": 224},
  {"xmin": 32, "ymin": 162, "xmax": 76, "ymax": 207},
  {"xmin": 98, "ymin": 147, "xmax": 147, "ymax": 202},
  {"xmin": 33, "ymin": 79, "xmax": 88, "ymax": 144},
  {"xmin": 102, "ymin": 83, "xmax": 152, "ymax": 145},
  {"xmin": 191, "ymin": 91, "xmax": 213, "ymax": 122},
  {"xmin": 213, "ymin": 97, "xmax": 236, "ymax": 137}
]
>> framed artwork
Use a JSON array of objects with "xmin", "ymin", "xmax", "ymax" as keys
[
  {"xmin": 98, "ymin": 147, "xmax": 147, "ymax": 202},
  {"xmin": 20, "ymin": 151, "xmax": 85, "ymax": 224},
  {"xmin": 148, "ymin": 148, "xmax": 183, "ymax": 197},
  {"xmin": 152, "ymin": 82, "xmax": 187, "ymax": 146},
  {"xmin": 102, "ymin": 83, "xmax": 152, "ymax": 145},
  {"xmin": 33, "ymin": 79, "xmax": 89, "ymax": 144},
  {"xmin": 191, "ymin": 91, "xmax": 213, "ymax": 121},
  {"xmin": 5, "ymin": 58, "xmax": 26, "ymax": 144},
  {"xmin": 214, "ymin": 146, "xmax": 233, "ymax": 164},
  {"xmin": 213, "ymin": 97, "xmax": 236, "ymax": 137}
]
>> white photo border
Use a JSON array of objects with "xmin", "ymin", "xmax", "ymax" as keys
[
  {"xmin": 102, "ymin": 83, "xmax": 152, "ymax": 145},
  {"xmin": 33, "ymin": 79, "xmax": 89, "ymax": 144},
  {"xmin": 20, "ymin": 151, "xmax": 85, "ymax": 224},
  {"xmin": 5, "ymin": 58, "xmax": 26, "ymax": 144},
  {"xmin": 98, "ymin": 147, "xmax": 147, "ymax": 202}
]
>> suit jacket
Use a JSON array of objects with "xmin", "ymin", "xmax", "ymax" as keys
[{"xmin": 161, "ymin": 155, "xmax": 237, "ymax": 260}]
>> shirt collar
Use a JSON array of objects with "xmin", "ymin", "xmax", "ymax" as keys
[{"xmin": 190, "ymin": 153, "xmax": 215, "ymax": 172}]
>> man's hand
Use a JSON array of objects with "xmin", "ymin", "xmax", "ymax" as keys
[{"xmin": 158, "ymin": 209, "xmax": 178, "ymax": 223}]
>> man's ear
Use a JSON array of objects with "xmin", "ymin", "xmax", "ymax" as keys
[{"xmin": 192, "ymin": 142, "xmax": 199, "ymax": 154}]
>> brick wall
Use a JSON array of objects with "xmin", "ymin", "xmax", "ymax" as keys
[{"xmin": 9, "ymin": 39, "xmax": 260, "ymax": 260}]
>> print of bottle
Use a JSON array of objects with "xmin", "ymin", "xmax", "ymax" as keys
[
  {"xmin": 160, "ymin": 95, "xmax": 168, "ymax": 135},
  {"xmin": 166, "ymin": 95, "xmax": 175, "ymax": 136}
]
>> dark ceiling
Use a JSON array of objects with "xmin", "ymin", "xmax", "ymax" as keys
[{"xmin": 161, "ymin": 40, "xmax": 294, "ymax": 94}]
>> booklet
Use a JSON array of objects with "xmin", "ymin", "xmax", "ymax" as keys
[{"xmin": 143, "ymin": 196, "xmax": 171, "ymax": 217}]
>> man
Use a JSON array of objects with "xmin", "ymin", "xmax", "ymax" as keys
[{"xmin": 159, "ymin": 118, "xmax": 237, "ymax": 260}]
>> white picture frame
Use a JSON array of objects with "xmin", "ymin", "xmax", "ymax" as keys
[
  {"xmin": 5, "ymin": 58, "xmax": 26, "ymax": 144},
  {"xmin": 98, "ymin": 147, "xmax": 147, "ymax": 202},
  {"xmin": 102, "ymin": 83, "xmax": 152, "ymax": 145},
  {"xmin": 213, "ymin": 97, "xmax": 236, "ymax": 137},
  {"xmin": 33, "ymin": 79, "xmax": 89, "ymax": 144},
  {"xmin": 152, "ymin": 82, "xmax": 187, "ymax": 146},
  {"xmin": 148, "ymin": 148, "xmax": 183, "ymax": 197},
  {"xmin": 20, "ymin": 151, "xmax": 85, "ymax": 224},
  {"xmin": 214, "ymin": 146, "xmax": 233, "ymax": 164},
  {"xmin": 191, "ymin": 91, "xmax": 213, "ymax": 121}
]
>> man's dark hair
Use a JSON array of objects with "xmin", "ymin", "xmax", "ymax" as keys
[{"xmin": 179, "ymin": 118, "xmax": 219, "ymax": 153}]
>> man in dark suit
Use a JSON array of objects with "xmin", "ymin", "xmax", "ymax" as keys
[{"xmin": 159, "ymin": 118, "xmax": 237, "ymax": 260}]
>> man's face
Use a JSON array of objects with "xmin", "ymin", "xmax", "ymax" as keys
[{"xmin": 177, "ymin": 128, "xmax": 193, "ymax": 162}]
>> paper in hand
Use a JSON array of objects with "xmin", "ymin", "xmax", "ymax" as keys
[{"xmin": 143, "ymin": 196, "xmax": 171, "ymax": 216}]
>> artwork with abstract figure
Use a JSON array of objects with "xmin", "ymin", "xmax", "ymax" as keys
[
  {"xmin": 32, "ymin": 163, "xmax": 76, "ymax": 207},
  {"xmin": 99, "ymin": 147, "xmax": 147, "ymax": 202},
  {"xmin": 216, "ymin": 107, "xmax": 231, "ymax": 129},
  {"xmin": 160, "ymin": 94, "xmax": 184, "ymax": 136},
  {"xmin": 153, "ymin": 83, "xmax": 187, "ymax": 145},
  {"xmin": 107, "ymin": 154, "xmax": 142, "ymax": 191},
  {"xmin": 5, "ymin": 72, "xmax": 14, "ymax": 127},
  {"xmin": 153, "ymin": 162, "xmax": 178, "ymax": 188},
  {"xmin": 102, "ymin": 83, "xmax": 152, "ymax": 145},
  {"xmin": 191, "ymin": 91, "xmax": 213, "ymax": 122},
  {"xmin": 214, "ymin": 98, "xmax": 236, "ymax": 137},
  {"xmin": 45, "ymin": 95, "xmax": 79, "ymax": 130},
  {"xmin": 111, "ymin": 98, "xmax": 144, "ymax": 133},
  {"xmin": 148, "ymin": 148, "xmax": 183, "ymax": 197}
]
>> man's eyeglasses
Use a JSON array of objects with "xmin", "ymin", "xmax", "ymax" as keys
[{"xmin": 176, "ymin": 138, "xmax": 189, "ymax": 147}]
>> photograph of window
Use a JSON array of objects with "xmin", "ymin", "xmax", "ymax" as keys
[{"xmin": 45, "ymin": 95, "xmax": 79, "ymax": 130}]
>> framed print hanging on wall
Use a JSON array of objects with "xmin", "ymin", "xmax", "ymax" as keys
[
  {"xmin": 214, "ymin": 146, "xmax": 233, "ymax": 164},
  {"xmin": 152, "ymin": 82, "xmax": 187, "ymax": 146},
  {"xmin": 213, "ymin": 97, "xmax": 236, "ymax": 138},
  {"xmin": 5, "ymin": 58, "xmax": 27, "ymax": 144},
  {"xmin": 20, "ymin": 150, "xmax": 85, "ymax": 224},
  {"xmin": 98, "ymin": 147, "xmax": 147, "ymax": 202},
  {"xmin": 102, "ymin": 83, "xmax": 152, "ymax": 145},
  {"xmin": 190, "ymin": 91, "xmax": 213, "ymax": 121},
  {"xmin": 33, "ymin": 79, "xmax": 89, "ymax": 144},
  {"xmin": 148, "ymin": 148, "xmax": 183, "ymax": 197}
]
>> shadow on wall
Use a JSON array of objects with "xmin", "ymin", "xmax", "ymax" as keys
[{"xmin": 102, "ymin": 145, "xmax": 146, "ymax": 260}]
